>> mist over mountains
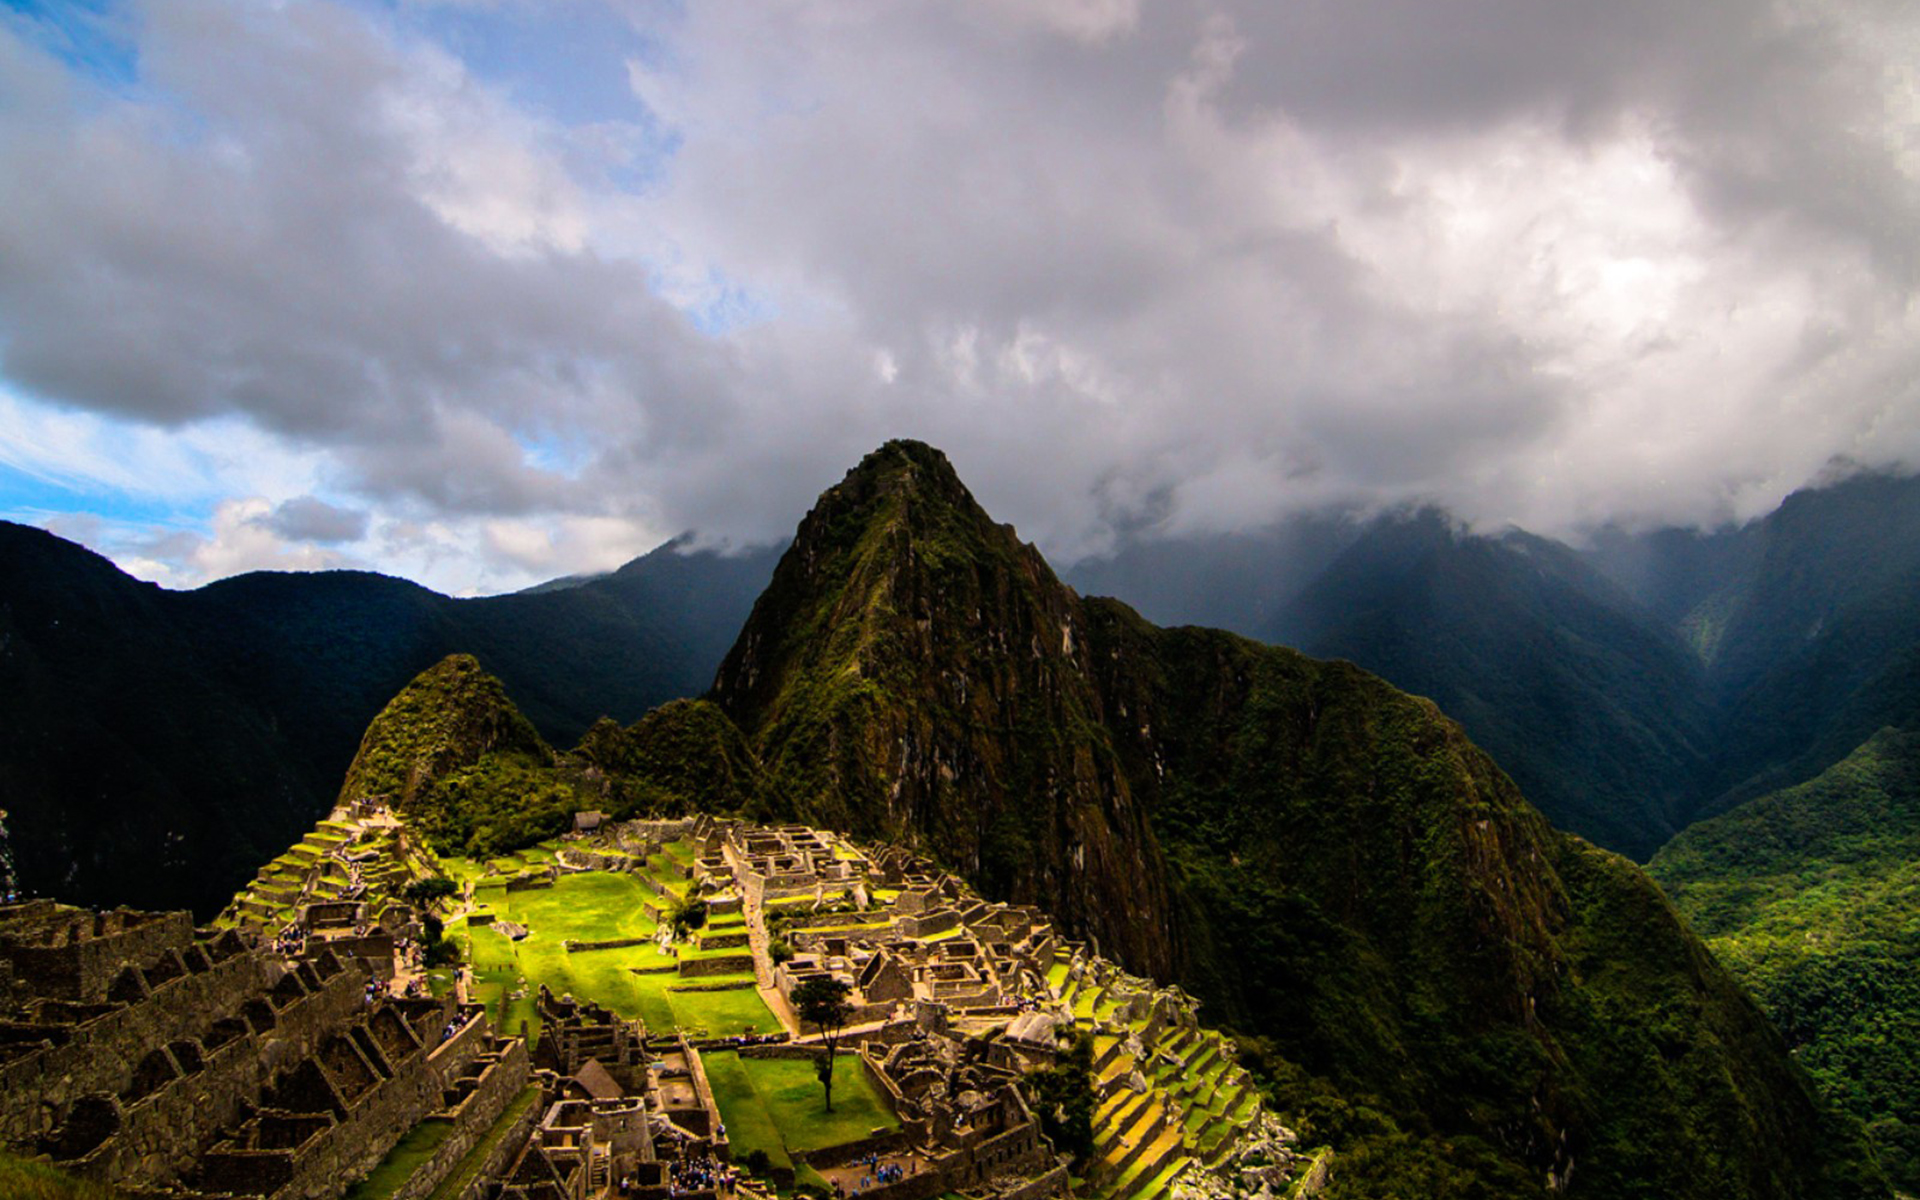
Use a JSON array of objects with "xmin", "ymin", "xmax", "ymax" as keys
[
  {"xmin": 6, "ymin": 467, "xmax": 1918, "ymax": 922},
  {"xmin": 1065, "ymin": 469, "xmax": 1920, "ymax": 860}
]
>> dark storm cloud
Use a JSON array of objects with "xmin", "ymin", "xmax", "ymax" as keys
[{"xmin": 2, "ymin": 0, "xmax": 1918, "ymax": 590}]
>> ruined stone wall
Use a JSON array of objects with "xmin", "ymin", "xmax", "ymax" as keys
[
  {"xmin": 997, "ymin": 1163, "xmax": 1070, "ymax": 1200},
  {"xmin": 676, "ymin": 954, "xmax": 754, "ymax": 978},
  {"xmin": 384, "ymin": 1039, "xmax": 531, "ymax": 1200},
  {"xmin": 51, "ymin": 958, "xmax": 366, "ymax": 1188},
  {"xmin": 446, "ymin": 1083, "xmax": 545, "ymax": 1200},
  {"xmin": 791, "ymin": 1128, "xmax": 913, "ymax": 1169},
  {"xmin": 556, "ymin": 849, "xmax": 639, "ymax": 873},
  {"xmin": 0, "ymin": 941, "xmax": 272, "ymax": 1146},
  {"xmin": 267, "ymin": 1011, "xmax": 492, "ymax": 1200},
  {"xmin": 824, "ymin": 1164, "xmax": 945, "ymax": 1200},
  {"xmin": 0, "ymin": 907, "xmax": 196, "ymax": 1003}
]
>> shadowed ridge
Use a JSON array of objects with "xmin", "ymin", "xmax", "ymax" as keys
[{"xmin": 711, "ymin": 438, "xmax": 1178, "ymax": 978}]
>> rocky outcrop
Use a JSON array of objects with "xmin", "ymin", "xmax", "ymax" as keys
[{"xmin": 712, "ymin": 441, "xmax": 1175, "ymax": 978}]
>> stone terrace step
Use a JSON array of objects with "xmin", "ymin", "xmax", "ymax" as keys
[
  {"xmin": 1096, "ymin": 1055, "xmax": 1137, "ymax": 1093},
  {"xmin": 1104, "ymin": 1132, "xmax": 1186, "ymax": 1200},
  {"xmin": 1187, "ymin": 1041, "xmax": 1221, "ymax": 1078},
  {"xmin": 1128, "ymin": 1155, "xmax": 1191, "ymax": 1200},
  {"xmin": 1096, "ymin": 1087, "xmax": 1150, "ymax": 1137},
  {"xmin": 1096, "ymin": 1100, "xmax": 1170, "ymax": 1191}
]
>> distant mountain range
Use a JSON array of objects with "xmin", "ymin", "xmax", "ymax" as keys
[
  {"xmin": 0, "ymin": 525, "xmax": 777, "ymax": 915},
  {"xmin": 1064, "ymin": 469, "xmax": 1920, "ymax": 861},
  {"xmin": 7, "ymin": 467, "xmax": 1918, "ymax": 918}
]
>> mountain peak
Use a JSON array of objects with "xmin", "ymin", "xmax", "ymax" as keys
[
  {"xmin": 337, "ymin": 653, "xmax": 551, "ymax": 815},
  {"xmin": 709, "ymin": 440, "xmax": 1175, "ymax": 973},
  {"xmin": 846, "ymin": 437, "xmax": 965, "ymax": 488},
  {"xmin": 793, "ymin": 439, "xmax": 1000, "ymax": 563}
]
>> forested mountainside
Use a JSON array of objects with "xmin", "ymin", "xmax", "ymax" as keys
[
  {"xmin": 1065, "ymin": 471, "xmax": 1920, "ymax": 862},
  {"xmin": 11, "ymin": 459, "xmax": 1918, "ymax": 923},
  {"xmin": 346, "ymin": 442, "xmax": 1886, "ymax": 1199},
  {"xmin": 0, "ymin": 522, "xmax": 776, "ymax": 916},
  {"xmin": 1650, "ymin": 727, "xmax": 1920, "ymax": 1191}
]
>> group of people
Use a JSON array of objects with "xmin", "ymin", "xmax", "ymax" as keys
[
  {"xmin": 665, "ymin": 1151, "xmax": 733, "ymax": 1196},
  {"xmin": 843, "ymin": 1152, "xmax": 915, "ymax": 1196},
  {"xmin": 271, "ymin": 926, "xmax": 307, "ymax": 957}
]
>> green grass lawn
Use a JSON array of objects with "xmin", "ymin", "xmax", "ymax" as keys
[
  {"xmin": 702, "ymin": 1052, "xmax": 794, "ymax": 1171},
  {"xmin": 704, "ymin": 1051, "xmax": 899, "ymax": 1168},
  {"xmin": 449, "ymin": 869, "xmax": 779, "ymax": 1039},
  {"xmin": 644, "ymin": 857, "xmax": 693, "ymax": 900},
  {"xmin": 667, "ymin": 981, "xmax": 779, "ymax": 1037}
]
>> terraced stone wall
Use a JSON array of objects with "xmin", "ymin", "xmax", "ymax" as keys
[
  {"xmin": 0, "ymin": 930, "xmax": 267, "ymax": 1146},
  {"xmin": 0, "ymin": 904, "xmax": 196, "ymax": 1003},
  {"xmin": 381, "ymin": 1038, "xmax": 531, "ymax": 1200},
  {"xmin": 50, "ymin": 953, "xmax": 366, "ymax": 1188}
]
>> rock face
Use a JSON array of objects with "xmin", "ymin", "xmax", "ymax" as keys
[
  {"xmin": 333, "ymin": 440, "xmax": 1886, "ymax": 1197},
  {"xmin": 712, "ymin": 440, "xmax": 1175, "ymax": 977},
  {"xmin": 705, "ymin": 440, "xmax": 1882, "ymax": 1199}
]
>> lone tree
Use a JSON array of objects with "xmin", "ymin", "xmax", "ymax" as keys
[{"xmin": 790, "ymin": 976, "xmax": 854, "ymax": 1112}]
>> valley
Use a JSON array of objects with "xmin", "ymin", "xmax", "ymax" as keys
[{"xmin": 0, "ymin": 440, "xmax": 1905, "ymax": 1199}]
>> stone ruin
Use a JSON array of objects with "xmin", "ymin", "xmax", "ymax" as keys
[
  {"xmin": 0, "ymin": 897, "xmax": 526, "ymax": 1200},
  {"xmin": 852, "ymin": 1030, "xmax": 1064, "ymax": 1200},
  {"xmin": 499, "ymin": 988, "xmax": 737, "ymax": 1200},
  {"xmin": 5, "ymin": 810, "xmax": 1327, "ymax": 1200}
]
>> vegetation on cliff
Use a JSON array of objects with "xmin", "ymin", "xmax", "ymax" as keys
[
  {"xmin": 346, "ymin": 665, "xmax": 771, "ymax": 857},
  {"xmin": 709, "ymin": 442, "xmax": 1882, "ymax": 1197},
  {"xmin": 710, "ymin": 440, "xmax": 1175, "ymax": 977},
  {"xmin": 1651, "ymin": 727, "xmax": 1920, "ymax": 1189},
  {"xmin": 337, "ymin": 654, "xmax": 571, "ymax": 856},
  {"xmin": 331, "ymin": 441, "xmax": 1889, "ymax": 1197}
]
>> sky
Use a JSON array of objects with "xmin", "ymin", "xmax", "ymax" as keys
[{"xmin": 2, "ymin": 0, "xmax": 1918, "ymax": 595}]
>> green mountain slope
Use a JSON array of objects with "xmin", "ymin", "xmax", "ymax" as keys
[
  {"xmin": 1066, "ymin": 471, "xmax": 1920, "ymax": 863},
  {"xmin": 0, "ymin": 523, "xmax": 776, "ymax": 916},
  {"xmin": 711, "ymin": 439, "xmax": 1176, "ymax": 977},
  {"xmin": 1268, "ymin": 512, "xmax": 1714, "ymax": 859},
  {"xmin": 1650, "ymin": 728, "xmax": 1920, "ymax": 1189},
  {"xmin": 338, "ymin": 657, "xmax": 769, "ymax": 859},
  {"xmin": 691, "ymin": 440, "xmax": 1882, "ymax": 1198}
]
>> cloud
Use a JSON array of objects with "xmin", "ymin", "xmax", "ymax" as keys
[
  {"xmin": 631, "ymin": 0, "xmax": 1920, "ymax": 541},
  {"xmin": 2, "ymin": 0, "xmax": 1918, "ymax": 592},
  {"xmin": 261, "ymin": 496, "xmax": 369, "ymax": 544},
  {"xmin": 113, "ymin": 498, "xmax": 355, "ymax": 587}
]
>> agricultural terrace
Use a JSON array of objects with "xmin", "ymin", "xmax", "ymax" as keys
[{"xmin": 436, "ymin": 841, "xmax": 777, "ymax": 1045}]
